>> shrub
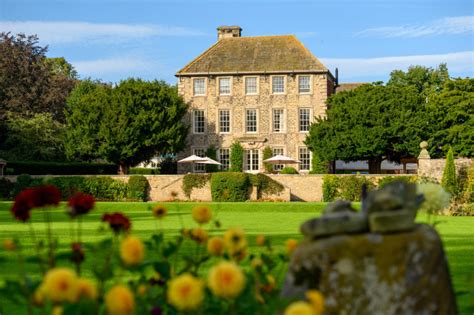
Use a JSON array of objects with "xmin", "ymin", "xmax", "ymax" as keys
[
  {"xmin": 12, "ymin": 174, "xmax": 44, "ymax": 197},
  {"xmin": 250, "ymin": 173, "xmax": 284, "ymax": 199},
  {"xmin": 81, "ymin": 177, "xmax": 127, "ymax": 201},
  {"xmin": 0, "ymin": 178, "xmax": 13, "ymax": 200},
  {"xmin": 378, "ymin": 175, "xmax": 418, "ymax": 188},
  {"xmin": 309, "ymin": 153, "xmax": 327, "ymax": 174},
  {"xmin": 280, "ymin": 167, "xmax": 298, "ymax": 174},
  {"xmin": 441, "ymin": 148, "xmax": 457, "ymax": 196},
  {"xmin": 4, "ymin": 161, "xmax": 118, "ymax": 175},
  {"xmin": 127, "ymin": 176, "xmax": 149, "ymax": 201},
  {"xmin": 229, "ymin": 142, "xmax": 244, "ymax": 172},
  {"xmin": 211, "ymin": 172, "xmax": 250, "ymax": 202},
  {"xmin": 182, "ymin": 174, "xmax": 211, "ymax": 198},
  {"xmin": 158, "ymin": 157, "xmax": 177, "ymax": 174},
  {"xmin": 129, "ymin": 168, "xmax": 159, "ymax": 175},
  {"xmin": 262, "ymin": 147, "xmax": 274, "ymax": 174},
  {"xmin": 322, "ymin": 175, "xmax": 375, "ymax": 202},
  {"xmin": 46, "ymin": 176, "xmax": 86, "ymax": 199},
  {"xmin": 205, "ymin": 145, "xmax": 219, "ymax": 173},
  {"xmin": 322, "ymin": 175, "xmax": 338, "ymax": 202}
]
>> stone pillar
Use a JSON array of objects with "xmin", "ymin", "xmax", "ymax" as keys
[{"xmin": 417, "ymin": 141, "xmax": 431, "ymax": 178}]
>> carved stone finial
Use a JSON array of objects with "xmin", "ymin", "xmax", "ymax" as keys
[{"xmin": 418, "ymin": 141, "xmax": 430, "ymax": 159}]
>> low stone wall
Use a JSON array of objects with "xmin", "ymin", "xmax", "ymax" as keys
[{"xmin": 418, "ymin": 158, "xmax": 472, "ymax": 182}]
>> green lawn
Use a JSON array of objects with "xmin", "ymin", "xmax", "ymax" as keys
[{"xmin": 0, "ymin": 202, "xmax": 473, "ymax": 314}]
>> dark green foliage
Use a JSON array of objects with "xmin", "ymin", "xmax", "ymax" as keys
[
  {"xmin": 80, "ymin": 177, "xmax": 127, "ymax": 201},
  {"xmin": 64, "ymin": 79, "xmax": 188, "ymax": 173},
  {"xmin": 441, "ymin": 148, "xmax": 458, "ymax": 196},
  {"xmin": 211, "ymin": 172, "xmax": 250, "ymax": 201},
  {"xmin": 46, "ymin": 176, "xmax": 85, "ymax": 199},
  {"xmin": 387, "ymin": 64, "xmax": 449, "ymax": 96},
  {"xmin": 280, "ymin": 167, "xmax": 298, "ymax": 174},
  {"xmin": 12, "ymin": 174, "xmax": 43, "ymax": 197},
  {"xmin": 129, "ymin": 168, "xmax": 160, "ymax": 175},
  {"xmin": 157, "ymin": 157, "xmax": 177, "ymax": 174},
  {"xmin": 249, "ymin": 173, "xmax": 284, "ymax": 199},
  {"xmin": 0, "ymin": 178, "xmax": 13, "ymax": 200},
  {"xmin": 322, "ymin": 175, "xmax": 375, "ymax": 202},
  {"xmin": 4, "ymin": 161, "xmax": 117, "ymax": 175},
  {"xmin": 205, "ymin": 145, "xmax": 218, "ymax": 173},
  {"xmin": 262, "ymin": 147, "xmax": 274, "ymax": 173},
  {"xmin": 127, "ymin": 176, "xmax": 149, "ymax": 201},
  {"xmin": 377, "ymin": 176, "xmax": 418, "ymax": 188},
  {"xmin": 229, "ymin": 142, "xmax": 244, "ymax": 172},
  {"xmin": 309, "ymin": 153, "xmax": 327, "ymax": 174},
  {"xmin": 182, "ymin": 174, "xmax": 211, "ymax": 198}
]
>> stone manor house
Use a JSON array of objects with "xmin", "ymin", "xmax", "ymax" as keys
[{"xmin": 176, "ymin": 26, "xmax": 337, "ymax": 173}]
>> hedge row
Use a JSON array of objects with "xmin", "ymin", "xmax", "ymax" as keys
[
  {"xmin": 0, "ymin": 175, "xmax": 149, "ymax": 201},
  {"xmin": 4, "ymin": 161, "xmax": 118, "ymax": 175}
]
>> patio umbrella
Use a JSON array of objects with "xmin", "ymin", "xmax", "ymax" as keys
[
  {"xmin": 177, "ymin": 155, "xmax": 208, "ymax": 163},
  {"xmin": 263, "ymin": 154, "xmax": 300, "ymax": 164},
  {"xmin": 196, "ymin": 157, "xmax": 222, "ymax": 165}
]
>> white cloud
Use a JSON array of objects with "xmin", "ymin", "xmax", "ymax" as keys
[
  {"xmin": 321, "ymin": 51, "xmax": 474, "ymax": 79},
  {"xmin": 72, "ymin": 57, "xmax": 153, "ymax": 76},
  {"xmin": 356, "ymin": 16, "xmax": 474, "ymax": 38},
  {"xmin": 0, "ymin": 21, "xmax": 206, "ymax": 44}
]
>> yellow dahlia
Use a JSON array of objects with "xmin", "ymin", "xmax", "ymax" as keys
[
  {"xmin": 43, "ymin": 268, "xmax": 78, "ymax": 303},
  {"xmin": 286, "ymin": 238, "xmax": 298, "ymax": 256},
  {"xmin": 207, "ymin": 236, "xmax": 225, "ymax": 256},
  {"xmin": 137, "ymin": 284, "xmax": 147, "ymax": 296},
  {"xmin": 52, "ymin": 306, "xmax": 63, "ymax": 315},
  {"xmin": 32, "ymin": 284, "xmax": 46, "ymax": 306},
  {"xmin": 208, "ymin": 261, "xmax": 246, "ymax": 299},
  {"xmin": 167, "ymin": 273, "xmax": 204, "ymax": 311},
  {"xmin": 306, "ymin": 290, "xmax": 325, "ymax": 315},
  {"xmin": 256, "ymin": 235, "xmax": 266, "ymax": 246},
  {"xmin": 284, "ymin": 301, "xmax": 316, "ymax": 315},
  {"xmin": 224, "ymin": 228, "xmax": 247, "ymax": 254},
  {"xmin": 152, "ymin": 204, "xmax": 168, "ymax": 219},
  {"xmin": 192, "ymin": 205, "xmax": 212, "ymax": 224},
  {"xmin": 3, "ymin": 239, "xmax": 16, "ymax": 251},
  {"xmin": 191, "ymin": 228, "xmax": 208, "ymax": 244},
  {"xmin": 76, "ymin": 278, "xmax": 97, "ymax": 301},
  {"xmin": 120, "ymin": 235, "xmax": 145, "ymax": 266},
  {"xmin": 105, "ymin": 285, "xmax": 135, "ymax": 315}
]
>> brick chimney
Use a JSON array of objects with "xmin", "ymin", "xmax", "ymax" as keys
[{"xmin": 217, "ymin": 26, "xmax": 242, "ymax": 40}]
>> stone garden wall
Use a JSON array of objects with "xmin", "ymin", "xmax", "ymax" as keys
[{"xmin": 418, "ymin": 158, "xmax": 472, "ymax": 182}]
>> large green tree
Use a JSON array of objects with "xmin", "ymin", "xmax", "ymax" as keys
[
  {"xmin": 305, "ymin": 84, "xmax": 426, "ymax": 173},
  {"xmin": 387, "ymin": 64, "xmax": 449, "ymax": 96},
  {"xmin": 65, "ymin": 79, "xmax": 189, "ymax": 174}
]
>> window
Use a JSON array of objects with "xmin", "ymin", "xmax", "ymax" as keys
[
  {"xmin": 219, "ymin": 148, "xmax": 230, "ymax": 170},
  {"xmin": 193, "ymin": 110, "xmax": 205, "ymax": 134},
  {"xmin": 245, "ymin": 77, "xmax": 258, "ymax": 94},
  {"xmin": 193, "ymin": 78, "xmax": 205, "ymax": 96},
  {"xmin": 193, "ymin": 148, "xmax": 206, "ymax": 172},
  {"xmin": 272, "ymin": 147, "xmax": 284, "ymax": 171},
  {"xmin": 299, "ymin": 147, "xmax": 311, "ymax": 171},
  {"xmin": 245, "ymin": 109, "xmax": 257, "ymax": 133},
  {"xmin": 272, "ymin": 109, "xmax": 285, "ymax": 132},
  {"xmin": 219, "ymin": 109, "xmax": 230, "ymax": 133},
  {"xmin": 299, "ymin": 108, "xmax": 311, "ymax": 132},
  {"xmin": 219, "ymin": 77, "xmax": 231, "ymax": 95},
  {"xmin": 272, "ymin": 76, "xmax": 285, "ymax": 94},
  {"xmin": 299, "ymin": 75, "xmax": 311, "ymax": 93},
  {"xmin": 245, "ymin": 149, "xmax": 259, "ymax": 171}
]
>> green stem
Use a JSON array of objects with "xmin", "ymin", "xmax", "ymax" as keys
[
  {"xmin": 28, "ymin": 222, "xmax": 45, "ymax": 275},
  {"xmin": 17, "ymin": 244, "xmax": 33, "ymax": 315}
]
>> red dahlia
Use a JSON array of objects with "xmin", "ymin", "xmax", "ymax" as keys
[
  {"xmin": 102, "ymin": 212, "xmax": 131, "ymax": 233},
  {"xmin": 10, "ymin": 185, "xmax": 61, "ymax": 222},
  {"xmin": 11, "ymin": 188, "xmax": 35, "ymax": 222},
  {"xmin": 67, "ymin": 192, "xmax": 95, "ymax": 217}
]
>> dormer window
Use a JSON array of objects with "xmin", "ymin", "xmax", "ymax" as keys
[
  {"xmin": 193, "ymin": 78, "xmax": 205, "ymax": 96},
  {"xmin": 219, "ymin": 77, "xmax": 231, "ymax": 95},
  {"xmin": 272, "ymin": 76, "xmax": 285, "ymax": 94}
]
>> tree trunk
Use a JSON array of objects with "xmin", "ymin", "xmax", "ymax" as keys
[
  {"xmin": 368, "ymin": 158, "xmax": 382, "ymax": 174},
  {"xmin": 118, "ymin": 162, "xmax": 129, "ymax": 175}
]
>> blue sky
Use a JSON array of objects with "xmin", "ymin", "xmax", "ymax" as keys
[{"xmin": 1, "ymin": 0, "xmax": 473, "ymax": 84}]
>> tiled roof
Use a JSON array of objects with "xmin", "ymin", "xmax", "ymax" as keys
[
  {"xmin": 335, "ymin": 83, "xmax": 366, "ymax": 93},
  {"xmin": 176, "ymin": 35, "xmax": 328, "ymax": 75}
]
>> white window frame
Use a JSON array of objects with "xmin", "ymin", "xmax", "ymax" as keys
[
  {"xmin": 218, "ymin": 77, "xmax": 232, "ymax": 96},
  {"xmin": 272, "ymin": 147, "xmax": 285, "ymax": 171},
  {"xmin": 218, "ymin": 148, "xmax": 230, "ymax": 171},
  {"xmin": 272, "ymin": 108, "xmax": 285, "ymax": 133},
  {"xmin": 193, "ymin": 148, "xmax": 206, "ymax": 172},
  {"xmin": 192, "ymin": 109, "xmax": 205, "ymax": 134},
  {"xmin": 299, "ymin": 147, "xmax": 311, "ymax": 171},
  {"xmin": 193, "ymin": 78, "xmax": 206, "ymax": 96},
  {"xmin": 245, "ymin": 108, "xmax": 258, "ymax": 133},
  {"xmin": 245, "ymin": 149, "xmax": 260, "ymax": 172},
  {"xmin": 298, "ymin": 107, "xmax": 312, "ymax": 133},
  {"xmin": 298, "ymin": 75, "xmax": 312, "ymax": 94},
  {"xmin": 244, "ymin": 76, "xmax": 259, "ymax": 95},
  {"xmin": 271, "ymin": 75, "xmax": 286, "ymax": 94},
  {"xmin": 218, "ymin": 109, "xmax": 231, "ymax": 134}
]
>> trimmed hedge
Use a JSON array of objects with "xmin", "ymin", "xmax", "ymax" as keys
[
  {"xmin": 322, "ymin": 175, "xmax": 375, "ymax": 202},
  {"xmin": 129, "ymin": 168, "xmax": 159, "ymax": 175},
  {"xmin": 280, "ymin": 167, "xmax": 299, "ymax": 174},
  {"xmin": 4, "ymin": 161, "xmax": 118, "ymax": 175},
  {"xmin": 377, "ymin": 175, "xmax": 417, "ymax": 188},
  {"xmin": 211, "ymin": 172, "xmax": 250, "ymax": 202},
  {"xmin": 182, "ymin": 174, "xmax": 211, "ymax": 198},
  {"xmin": 127, "ymin": 176, "xmax": 149, "ymax": 201}
]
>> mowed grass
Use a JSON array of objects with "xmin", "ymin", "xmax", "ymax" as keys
[{"xmin": 0, "ymin": 201, "xmax": 473, "ymax": 314}]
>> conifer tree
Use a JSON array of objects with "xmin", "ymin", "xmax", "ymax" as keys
[{"xmin": 441, "ymin": 147, "xmax": 457, "ymax": 196}]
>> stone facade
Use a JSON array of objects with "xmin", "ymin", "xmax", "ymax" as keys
[{"xmin": 176, "ymin": 26, "xmax": 336, "ymax": 174}]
